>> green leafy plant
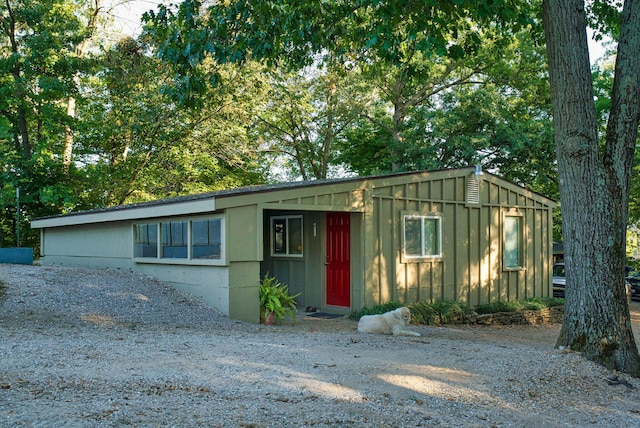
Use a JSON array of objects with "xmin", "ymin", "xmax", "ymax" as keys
[
  {"xmin": 349, "ymin": 297, "xmax": 563, "ymax": 326},
  {"xmin": 259, "ymin": 274, "xmax": 300, "ymax": 323},
  {"xmin": 411, "ymin": 300, "xmax": 473, "ymax": 325},
  {"xmin": 475, "ymin": 297, "xmax": 564, "ymax": 314}
]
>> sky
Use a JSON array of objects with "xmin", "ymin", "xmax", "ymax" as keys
[{"xmin": 110, "ymin": 0, "xmax": 163, "ymax": 37}]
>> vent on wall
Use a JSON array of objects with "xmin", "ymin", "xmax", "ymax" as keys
[{"xmin": 466, "ymin": 174, "xmax": 480, "ymax": 204}]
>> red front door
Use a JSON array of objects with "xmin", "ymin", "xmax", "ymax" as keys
[{"xmin": 326, "ymin": 212, "xmax": 350, "ymax": 307}]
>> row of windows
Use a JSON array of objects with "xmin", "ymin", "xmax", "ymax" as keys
[
  {"xmin": 134, "ymin": 218, "xmax": 223, "ymax": 261},
  {"xmin": 133, "ymin": 213, "xmax": 523, "ymax": 268}
]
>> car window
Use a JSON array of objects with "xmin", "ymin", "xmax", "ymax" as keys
[{"xmin": 553, "ymin": 265, "xmax": 565, "ymax": 277}]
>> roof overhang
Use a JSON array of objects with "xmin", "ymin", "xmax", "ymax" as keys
[{"xmin": 31, "ymin": 198, "xmax": 216, "ymax": 228}]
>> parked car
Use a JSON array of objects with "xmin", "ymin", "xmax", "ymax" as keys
[
  {"xmin": 627, "ymin": 271, "xmax": 640, "ymax": 301},
  {"xmin": 554, "ymin": 262, "xmax": 635, "ymax": 300},
  {"xmin": 552, "ymin": 263, "xmax": 566, "ymax": 298}
]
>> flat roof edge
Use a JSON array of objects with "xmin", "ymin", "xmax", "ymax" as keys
[{"xmin": 31, "ymin": 198, "xmax": 216, "ymax": 228}]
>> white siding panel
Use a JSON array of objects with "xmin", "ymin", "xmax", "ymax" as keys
[{"xmin": 43, "ymin": 223, "xmax": 132, "ymax": 260}]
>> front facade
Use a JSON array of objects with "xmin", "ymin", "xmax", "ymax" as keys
[{"xmin": 31, "ymin": 167, "xmax": 556, "ymax": 323}]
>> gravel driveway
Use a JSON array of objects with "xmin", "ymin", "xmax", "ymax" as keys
[{"xmin": 2, "ymin": 264, "xmax": 640, "ymax": 427}]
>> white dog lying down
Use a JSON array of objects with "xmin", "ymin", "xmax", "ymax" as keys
[{"xmin": 357, "ymin": 307, "xmax": 421, "ymax": 337}]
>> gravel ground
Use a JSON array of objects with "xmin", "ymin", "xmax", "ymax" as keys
[{"xmin": 2, "ymin": 264, "xmax": 640, "ymax": 427}]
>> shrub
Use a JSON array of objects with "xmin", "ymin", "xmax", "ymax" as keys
[
  {"xmin": 475, "ymin": 297, "xmax": 563, "ymax": 314},
  {"xmin": 348, "ymin": 302, "xmax": 403, "ymax": 320},
  {"xmin": 349, "ymin": 300, "xmax": 472, "ymax": 326},
  {"xmin": 350, "ymin": 297, "xmax": 563, "ymax": 325},
  {"xmin": 409, "ymin": 300, "xmax": 472, "ymax": 325}
]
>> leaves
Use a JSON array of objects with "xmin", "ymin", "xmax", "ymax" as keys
[{"xmin": 259, "ymin": 274, "xmax": 300, "ymax": 322}]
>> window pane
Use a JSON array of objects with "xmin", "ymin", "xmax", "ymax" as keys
[
  {"xmin": 404, "ymin": 217, "xmax": 422, "ymax": 256},
  {"xmin": 192, "ymin": 220, "xmax": 209, "ymax": 246},
  {"xmin": 134, "ymin": 223, "xmax": 158, "ymax": 258},
  {"xmin": 504, "ymin": 216, "xmax": 521, "ymax": 268},
  {"xmin": 273, "ymin": 219, "xmax": 286, "ymax": 254},
  {"xmin": 288, "ymin": 217, "xmax": 302, "ymax": 255},
  {"xmin": 192, "ymin": 219, "xmax": 222, "ymax": 260},
  {"xmin": 172, "ymin": 221, "xmax": 187, "ymax": 246},
  {"xmin": 423, "ymin": 218, "xmax": 439, "ymax": 256},
  {"xmin": 161, "ymin": 221, "xmax": 187, "ymax": 259}
]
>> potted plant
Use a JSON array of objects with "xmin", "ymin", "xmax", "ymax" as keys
[{"xmin": 259, "ymin": 273, "xmax": 300, "ymax": 324}]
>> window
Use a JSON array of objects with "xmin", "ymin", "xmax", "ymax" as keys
[
  {"xmin": 161, "ymin": 221, "xmax": 188, "ymax": 259},
  {"xmin": 271, "ymin": 215, "xmax": 303, "ymax": 257},
  {"xmin": 403, "ymin": 214, "xmax": 442, "ymax": 259},
  {"xmin": 133, "ymin": 216, "xmax": 224, "ymax": 264},
  {"xmin": 134, "ymin": 223, "xmax": 158, "ymax": 258},
  {"xmin": 504, "ymin": 215, "xmax": 523, "ymax": 269},
  {"xmin": 192, "ymin": 218, "xmax": 222, "ymax": 260}
]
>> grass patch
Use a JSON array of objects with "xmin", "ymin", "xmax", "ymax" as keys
[{"xmin": 349, "ymin": 297, "xmax": 564, "ymax": 326}]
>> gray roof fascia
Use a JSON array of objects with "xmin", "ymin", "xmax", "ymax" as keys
[{"xmin": 31, "ymin": 197, "xmax": 216, "ymax": 228}]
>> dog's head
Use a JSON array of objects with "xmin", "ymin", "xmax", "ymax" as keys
[{"xmin": 394, "ymin": 307, "xmax": 412, "ymax": 325}]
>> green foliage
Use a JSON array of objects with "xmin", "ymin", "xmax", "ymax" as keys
[
  {"xmin": 348, "ymin": 301, "xmax": 403, "ymax": 320},
  {"xmin": 410, "ymin": 300, "xmax": 474, "ymax": 325},
  {"xmin": 145, "ymin": 0, "xmax": 534, "ymax": 79},
  {"xmin": 255, "ymin": 65, "xmax": 370, "ymax": 180},
  {"xmin": 350, "ymin": 297, "xmax": 563, "ymax": 325},
  {"xmin": 145, "ymin": 0, "xmax": 554, "ymax": 183},
  {"xmin": 259, "ymin": 274, "xmax": 300, "ymax": 323},
  {"xmin": 475, "ymin": 297, "xmax": 564, "ymax": 314}
]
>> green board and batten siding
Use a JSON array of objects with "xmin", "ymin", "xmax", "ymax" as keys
[{"xmin": 362, "ymin": 170, "xmax": 554, "ymax": 309}]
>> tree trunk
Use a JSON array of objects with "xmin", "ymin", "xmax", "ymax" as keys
[
  {"xmin": 542, "ymin": 0, "xmax": 640, "ymax": 375},
  {"xmin": 62, "ymin": 0, "xmax": 102, "ymax": 173}
]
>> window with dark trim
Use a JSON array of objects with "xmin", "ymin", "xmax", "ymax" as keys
[{"xmin": 271, "ymin": 215, "xmax": 303, "ymax": 257}]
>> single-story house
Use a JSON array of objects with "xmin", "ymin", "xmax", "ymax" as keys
[{"xmin": 31, "ymin": 167, "xmax": 557, "ymax": 323}]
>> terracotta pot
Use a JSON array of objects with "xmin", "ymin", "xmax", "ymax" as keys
[{"xmin": 263, "ymin": 311, "xmax": 276, "ymax": 325}]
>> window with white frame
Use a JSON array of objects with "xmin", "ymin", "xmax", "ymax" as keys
[
  {"xmin": 133, "ymin": 216, "xmax": 224, "ymax": 263},
  {"xmin": 271, "ymin": 215, "xmax": 303, "ymax": 257},
  {"xmin": 403, "ymin": 214, "xmax": 442, "ymax": 259},
  {"xmin": 504, "ymin": 215, "xmax": 523, "ymax": 269}
]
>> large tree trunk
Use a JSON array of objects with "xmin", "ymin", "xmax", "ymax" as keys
[{"xmin": 542, "ymin": 0, "xmax": 640, "ymax": 374}]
